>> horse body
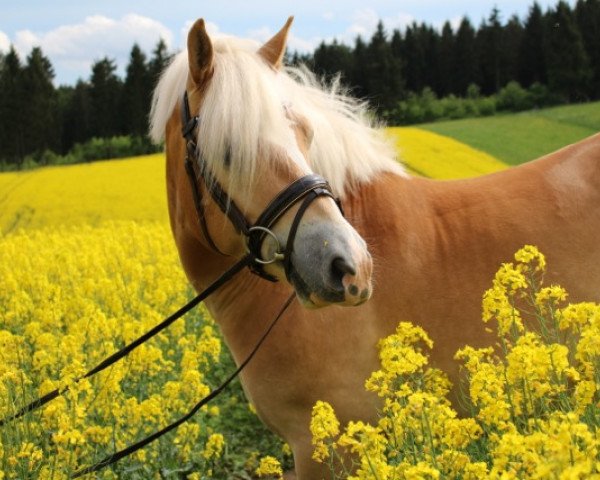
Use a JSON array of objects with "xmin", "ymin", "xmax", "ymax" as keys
[{"xmin": 153, "ymin": 18, "xmax": 600, "ymax": 479}]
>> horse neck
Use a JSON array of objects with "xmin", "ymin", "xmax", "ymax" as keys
[{"xmin": 341, "ymin": 171, "xmax": 421, "ymax": 246}]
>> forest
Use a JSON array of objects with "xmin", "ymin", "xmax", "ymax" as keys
[{"xmin": 0, "ymin": 0, "xmax": 598, "ymax": 169}]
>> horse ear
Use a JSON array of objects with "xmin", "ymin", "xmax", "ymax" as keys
[
  {"xmin": 187, "ymin": 19, "xmax": 214, "ymax": 86},
  {"xmin": 258, "ymin": 16, "xmax": 294, "ymax": 69}
]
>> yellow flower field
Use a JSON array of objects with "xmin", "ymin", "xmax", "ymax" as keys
[
  {"xmin": 0, "ymin": 154, "xmax": 168, "ymax": 235},
  {"xmin": 0, "ymin": 222, "xmax": 231, "ymax": 477},
  {"xmin": 0, "ymin": 129, "xmax": 506, "ymax": 234},
  {"xmin": 0, "ymin": 129, "xmax": 514, "ymax": 478},
  {"xmin": 387, "ymin": 127, "xmax": 507, "ymax": 179}
]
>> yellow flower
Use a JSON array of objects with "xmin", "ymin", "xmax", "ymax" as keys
[
  {"xmin": 574, "ymin": 380, "xmax": 596, "ymax": 415},
  {"xmin": 0, "ymin": 154, "xmax": 168, "ymax": 232},
  {"xmin": 494, "ymin": 263, "xmax": 529, "ymax": 294},
  {"xmin": 310, "ymin": 401, "xmax": 340, "ymax": 462},
  {"xmin": 255, "ymin": 456, "xmax": 284, "ymax": 479},
  {"xmin": 505, "ymin": 332, "xmax": 571, "ymax": 411},
  {"xmin": 386, "ymin": 127, "xmax": 507, "ymax": 179},
  {"xmin": 558, "ymin": 302, "xmax": 600, "ymax": 332},
  {"xmin": 0, "ymin": 219, "xmax": 227, "ymax": 476},
  {"xmin": 337, "ymin": 421, "xmax": 391, "ymax": 480},
  {"xmin": 535, "ymin": 285, "xmax": 568, "ymax": 313},
  {"xmin": 398, "ymin": 461, "xmax": 440, "ymax": 479},
  {"xmin": 202, "ymin": 433, "xmax": 225, "ymax": 460},
  {"xmin": 488, "ymin": 412, "xmax": 598, "ymax": 478},
  {"xmin": 514, "ymin": 244, "xmax": 546, "ymax": 273},
  {"xmin": 482, "ymin": 282, "xmax": 524, "ymax": 335},
  {"xmin": 281, "ymin": 442, "xmax": 292, "ymax": 457}
]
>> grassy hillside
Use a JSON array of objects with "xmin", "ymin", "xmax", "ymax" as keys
[{"xmin": 420, "ymin": 101, "xmax": 600, "ymax": 165}]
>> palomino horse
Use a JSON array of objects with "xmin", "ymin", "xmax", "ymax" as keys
[{"xmin": 150, "ymin": 17, "xmax": 600, "ymax": 479}]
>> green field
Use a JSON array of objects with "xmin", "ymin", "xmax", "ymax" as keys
[{"xmin": 420, "ymin": 101, "xmax": 600, "ymax": 165}]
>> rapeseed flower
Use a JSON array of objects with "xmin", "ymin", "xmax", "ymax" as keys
[
  {"xmin": 386, "ymin": 127, "xmax": 507, "ymax": 179},
  {"xmin": 255, "ymin": 455, "xmax": 284, "ymax": 479},
  {"xmin": 310, "ymin": 400, "xmax": 340, "ymax": 462},
  {"xmin": 312, "ymin": 245, "xmax": 600, "ymax": 479},
  {"xmin": 0, "ymin": 222, "xmax": 226, "ymax": 477}
]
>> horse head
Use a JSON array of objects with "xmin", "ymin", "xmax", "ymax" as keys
[{"xmin": 177, "ymin": 18, "xmax": 373, "ymax": 308}]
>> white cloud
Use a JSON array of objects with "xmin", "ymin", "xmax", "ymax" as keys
[
  {"xmin": 347, "ymin": 8, "xmax": 380, "ymax": 37},
  {"xmin": 288, "ymin": 33, "xmax": 319, "ymax": 53},
  {"xmin": 383, "ymin": 12, "xmax": 416, "ymax": 32},
  {"xmin": 447, "ymin": 15, "xmax": 464, "ymax": 32},
  {"xmin": 233, "ymin": 16, "xmax": 341, "ymax": 55},
  {"xmin": 9, "ymin": 14, "xmax": 173, "ymax": 84},
  {"xmin": 0, "ymin": 7, "xmax": 422, "ymax": 85},
  {"xmin": 0, "ymin": 30, "xmax": 11, "ymax": 52},
  {"xmin": 246, "ymin": 26, "xmax": 318, "ymax": 54},
  {"xmin": 247, "ymin": 26, "xmax": 272, "ymax": 44},
  {"xmin": 315, "ymin": 8, "xmax": 416, "ymax": 47}
]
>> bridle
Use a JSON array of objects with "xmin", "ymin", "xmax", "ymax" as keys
[
  {"xmin": 180, "ymin": 90, "xmax": 343, "ymax": 282},
  {"xmin": 1, "ymin": 89, "xmax": 345, "ymax": 477}
]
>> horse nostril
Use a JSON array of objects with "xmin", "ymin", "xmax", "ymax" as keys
[
  {"xmin": 330, "ymin": 257, "xmax": 356, "ymax": 291},
  {"xmin": 332, "ymin": 256, "xmax": 356, "ymax": 276}
]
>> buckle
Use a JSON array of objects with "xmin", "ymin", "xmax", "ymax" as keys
[{"xmin": 245, "ymin": 226, "xmax": 285, "ymax": 264}]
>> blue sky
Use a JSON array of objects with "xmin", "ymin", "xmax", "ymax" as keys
[{"xmin": 1, "ymin": 1, "xmax": 572, "ymax": 86}]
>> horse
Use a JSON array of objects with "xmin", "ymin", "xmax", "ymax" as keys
[{"xmin": 149, "ymin": 17, "xmax": 600, "ymax": 479}]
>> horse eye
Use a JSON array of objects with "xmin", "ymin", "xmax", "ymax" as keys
[{"xmin": 224, "ymin": 148, "xmax": 232, "ymax": 168}]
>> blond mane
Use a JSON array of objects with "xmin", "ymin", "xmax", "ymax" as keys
[{"xmin": 149, "ymin": 35, "xmax": 404, "ymax": 200}]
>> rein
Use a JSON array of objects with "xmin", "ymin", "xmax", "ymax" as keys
[{"xmin": 2, "ymin": 90, "xmax": 342, "ymax": 477}]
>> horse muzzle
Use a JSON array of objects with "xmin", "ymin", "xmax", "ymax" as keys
[{"xmin": 285, "ymin": 226, "xmax": 373, "ymax": 308}]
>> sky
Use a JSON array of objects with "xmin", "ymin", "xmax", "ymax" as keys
[{"xmin": 0, "ymin": 0, "xmax": 573, "ymax": 86}]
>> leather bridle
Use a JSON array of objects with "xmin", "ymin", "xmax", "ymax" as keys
[{"xmin": 180, "ymin": 90, "xmax": 343, "ymax": 282}]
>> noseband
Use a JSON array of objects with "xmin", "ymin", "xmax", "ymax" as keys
[{"xmin": 181, "ymin": 91, "xmax": 342, "ymax": 282}]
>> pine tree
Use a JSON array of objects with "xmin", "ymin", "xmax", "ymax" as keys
[
  {"xmin": 121, "ymin": 44, "xmax": 150, "ymax": 136},
  {"xmin": 61, "ymin": 80, "xmax": 92, "ymax": 151},
  {"xmin": 362, "ymin": 21, "xmax": 404, "ymax": 111},
  {"xmin": 518, "ymin": 2, "xmax": 547, "ymax": 87},
  {"xmin": 148, "ymin": 38, "xmax": 171, "ymax": 90},
  {"xmin": 453, "ymin": 17, "xmax": 479, "ymax": 95},
  {"xmin": 89, "ymin": 58, "xmax": 122, "ymax": 138},
  {"xmin": 575, "ymin": 0, "xmax": 600, "ymax": 98},
  {"xmin": 390, "ymin": 29, "xmax": 405, "ymax": 93},
  {"xmin": 22, "ymin": 47, "xmax": 58, "ymax": 157},
  {"xmin": 0, "ymin": 47, "xmax": 27, "ymax": 165},
  {"xmin": 312, "ymin": 40, "xmax": 354, "ymax": 82},
  {"xmin": 402, "ymin": 23, "xmax": 427, "ymax": 93},
  {"xmin": 545, "ymin": 1, "xmax": 592, "ymax": 101},
  {"xmin": 350, "ymin": 36, "xmax": 368, "ymax": 98},
  {"xmin": 477, "ymin": 8, "xmax": 504, "ymax": 94},
  {"xmin": 503, "ymin": 15, "xmax": 524, "ymax": 85},
  {"xmin": 438, "ymin": 22, "xmax": 455, "ymax": 95},
  {"xmin": 420, "ymin": 25, "xmax": 440, "ymax": 94}
]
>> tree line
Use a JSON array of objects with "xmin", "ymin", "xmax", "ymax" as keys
[
  {"xmin": 298, "ymin": 0, "xmax": 599, "ymax": 121},
  {"xmin": 0, "ymin": 0, "xmax": 598, "ymax": 169},
  {"xmin": 0, "ymin": 40, "xmax": 170, "ymax": 168}
]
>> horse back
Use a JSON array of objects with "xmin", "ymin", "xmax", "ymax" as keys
[
  {"xmin": 422, "ymin": 132, "xmax": 600, "ymax": 301},
  {"xmin": 351, "ymin": 133, "xmax": 600, "ymax": 381}
]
